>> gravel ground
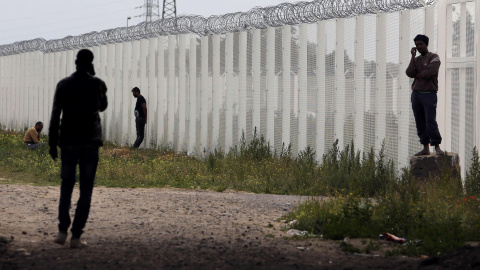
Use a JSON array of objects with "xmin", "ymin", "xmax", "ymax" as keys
[{"xmin": 0, "ymin": 182, "xmax": 424, "ymax": 269}]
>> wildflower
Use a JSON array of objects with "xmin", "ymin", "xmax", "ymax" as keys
[
  {"xmin": 470, "ymin": 196, "xmax": 476, "ymax": 200},
  {"xmin": 463, "ymin": 198, "xmax": 468, "ymax": 202}
]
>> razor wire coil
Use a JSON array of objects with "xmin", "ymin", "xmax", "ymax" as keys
[{"xmin": 0, "ymin": 0, "xmax": 434, "ymax": 55}]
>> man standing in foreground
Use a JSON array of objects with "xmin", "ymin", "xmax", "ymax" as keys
[
  {"xmin": 406, "ymin": 34, "xmax": 444, "ymax": 156},
  {"xmin": 131, "ymin": 87, "xmax": 147, "ymax": 149},
  {"xmin": 24, "ymin": 121, "xmax": 44, "ymax": 150},
  {"xmin": 49, "ymin": 49, "xmax": 108, "ymax": 248}
]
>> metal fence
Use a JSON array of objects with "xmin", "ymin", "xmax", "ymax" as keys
[{"xmin": 0, "ymin": 0, "xmax": 478, "ymax": 175}]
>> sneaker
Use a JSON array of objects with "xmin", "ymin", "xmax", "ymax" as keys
[
  {"xmin": 70, "ymin": 237, "xmax": 87, "ymax": 249},
  {"xmin": 53, "ymin": 231, "xmax": 67, "ymax": 245}
]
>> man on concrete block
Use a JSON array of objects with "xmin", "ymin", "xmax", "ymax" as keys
[
  {"xmin": 24, "ymin": 121, "xmax": 45, "ymax": 150},
  {"xmin": 406, "ymin": 34, "xmax": 444, "ymax": 156},
  {"xmin": 49, "ymin": 49, "xmax": 108, "ymax": 248}
]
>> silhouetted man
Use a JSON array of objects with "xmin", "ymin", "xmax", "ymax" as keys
[
  {"xmin": 131, "ymin": 87, "xmax": 147, "ymax": 149},
  {"xmin": 406, "ymin": 34, "xmax": 444, "ymax": 156},
  {"xmin": 24, "ymin": 121, "xmax": 44, "ymax": 150},
  {"xmin": 49, "ymin": 49, "xmax": 108, "ymax": 248}
]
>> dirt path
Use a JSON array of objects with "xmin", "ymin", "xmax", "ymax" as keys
[{"xmin": 0, "ymin": 183, "xmax": 421, "ymax": 269}]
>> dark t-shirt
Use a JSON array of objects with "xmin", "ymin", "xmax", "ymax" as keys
[{"xmin": 134, "ymin": 95, "xmax": 146, "ymax": 119}]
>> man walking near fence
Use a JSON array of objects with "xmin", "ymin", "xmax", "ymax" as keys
[
  {"xmin": 49, "ymin": 49, "xmax": 108, "ymax": 248},
  {"xmin": 24, "ymin": 121, "xmax": 44, "ymax": 150},
  {"xmin": 131, "ymin": 87, "xmax": 147, "ymax": 149},
  {"xmin": 406, "ymin": 34, "xmax": 444, "ymax": 156}
]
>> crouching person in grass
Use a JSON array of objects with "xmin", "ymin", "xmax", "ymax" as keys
[
  {"xmin": 23, "ymin": 121, "xmax": 45, "ymax": 150},
  {"xmin": 49, "ymin": 49, "xmax": 108, "ymax": 248}
]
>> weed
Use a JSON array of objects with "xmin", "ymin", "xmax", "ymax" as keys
[
  {"xmin": 465, "ymin": 147, "xmax": 480, "ymax": 196},
  {"xmin": 2, "ymin": 129, "xmax": 480, "ymax": 258},
  {"xmin": 363, "ymin": 240, "xmax": 380, "ymax": 254},
  {"xmin": 339, "ymin": 241, "xmax": 361, "ymax": 253}
]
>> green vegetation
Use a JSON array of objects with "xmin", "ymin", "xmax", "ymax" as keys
[
  {"xmin": 0, "ymin": 129, "xmax": 392, "ymax": 196},
  {"xmin": 1, "ymin": 129, "xmax": 480, "ymax": 257},
  {"xmin": 284, "ymin": 149, "xmax": 480, "ymax": 257}
]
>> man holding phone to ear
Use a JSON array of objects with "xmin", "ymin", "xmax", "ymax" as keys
[
  {"xmin": 406, "ymin": 34, "xmax": 444, "ymax": 156},
  {"xmin": 49, "ymin": 49, "xmax": 108, "ymax": 248}
]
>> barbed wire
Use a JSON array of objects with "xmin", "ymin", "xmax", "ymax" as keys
[{"xmin": 0, "ymin": 0, "xmax": 434, "ymax": 55}]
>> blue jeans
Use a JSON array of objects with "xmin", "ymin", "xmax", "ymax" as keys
[
  {"xmin": 411, "ymin": 91, "xmax": 442, "ymax": 146},
  {"xmin": 58, "ymin": 146, "xmax": 99, "ymax": 238},
  {"xmin": 26, "ymin": 142, "xmax": 45, "ymax": 150}
]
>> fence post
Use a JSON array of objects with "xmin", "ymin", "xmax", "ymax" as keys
[
  {"xmin": 42, "ymin": 54, "xmax": 48, "ymax": 133},
  {"xmin": 20, "ymin": 53, "xmax": 26, "ymax": 128},
  {"xmin": 316, "ymin": 21, "xmax": 326, "ymax": 159},
  {"xmin": 476, "ymin": 0, "xmax": 480, "ymax": 151},
  {"xmin": 201, "ymin": 36, "xmax": 209, "ymax": 152},
  {"xmin": 188, "ymin": 35, "xmax": 197, "ymax": 154},
  {"xmin": 459, "ymin": 2, "xmax": 467, "ymax": 177},
  {"xmin": 296, "ymin": 24, "xmax": 307, "ymax": 154},
  {"xmin": 148, "ymin": 37, "xmax": 158, "ymax": 148},
  {"xmin": 47, "ymin": 52, "xmax": 55, "ymax": 131},
  {"xmin": 212, "ymin": 34, "xmax": 221, "ymax": 150},
  {"xmin": 266, "ymin": 27, "xmax": 276, "ymax": 150},
  {"xmin": 178, "ymin": 34, "xmax": 187, "ymax": 151},
  {"xmin": 445, "ymin": 4, "xmax": 453, "ymax": 151},
  {"xmin": 238, "ymin": 31, "xmax": 248, "ymax": 143},
  {"xmin": 157, "ymin": 37, "xmax": 166, "ymax": 147},
  {"xmin": 167, "ymin": 36, "xmax": 176, "ymax": 148},
  {"xmin": 354, "ymin": 16, "xmax": 365, "ymax": 154},
  {"xmin": 114, "ymin": 43, "xmax": 123, "ymax": 145},
  {"xmin": 252, "ymin": 29, "xmax": 262, "ymax": 139},
  {"xmin": 104, "ymin": 44, "xmax": 114, "ymax": 142},
  {"xmin": 139, "ymin": 39, "xmax": 149, "ymax": 147},
  {"xmin": 121, "ymin": 41, "xmax": 132, "ymax": 145},
  {"xmin": 225, "ymin": 32, "xmax": 235, "ymax": 153},
  {"xmin": 282, "ymin": 25, "xmax": 292, "ymax": 149},
  {"xmin": 335, "ymin": 19, "xmax": 345, "ymax": 150},
  {"xmin": 376, "ymin": 13, "xmax": 387, "ymax": 152}
]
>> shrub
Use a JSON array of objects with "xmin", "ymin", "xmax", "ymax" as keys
[{"xmin": 465, "ymin": 146, "xmax": 480, "ymax": 196}]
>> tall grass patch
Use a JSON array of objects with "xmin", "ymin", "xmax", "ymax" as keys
[{"xmin": 285, "ymin": 159, "xmax": 480, "ymax": 257}]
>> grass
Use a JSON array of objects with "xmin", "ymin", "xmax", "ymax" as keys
[
  {"xmin": 0, "ymin": 129, "xmax": 393, "ymax": 196},
  {"xmin": 1, "ymin": 129, "xmax": 480, "ymax": 257},
  {"xmin": 283, "ymin": 165, "xmax": 480, "ymax": 257}
]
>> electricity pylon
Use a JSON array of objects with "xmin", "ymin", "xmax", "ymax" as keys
[
  {"xmin": 136, "ymin": 0, "xmax": 161, "ymax": 22},
  {"xmin": 162, "ymin": 0, "xmax": 177, "ymax": 19}
]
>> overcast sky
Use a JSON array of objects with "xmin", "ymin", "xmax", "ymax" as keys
[{"xmin": 0, "ymin": 0, "xmax": 298, "ymax": 45}]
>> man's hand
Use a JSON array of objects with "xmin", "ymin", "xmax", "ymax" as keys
[
  {"xmin": 411, "ymin": 47, "xmax": 417, "ymax": 57},
  {"xmin": 49, "ymin": 147, "xmax": 58, "ymax": 161}
]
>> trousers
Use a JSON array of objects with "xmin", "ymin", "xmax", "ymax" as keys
[
  {"xmin": 411, "ymin": 91, "xmax": 442, "ymax": 146},
  {"xmin": 133, "ymin": 117, "xmax": 146, "ymax": 148},
  {"xmin": 58, "ymin": 145, "xmax": 99, "ymax": 238}
]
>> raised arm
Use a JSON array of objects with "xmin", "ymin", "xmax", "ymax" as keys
[{"xmin": 405, "ymin": 47, "xmax": 417, "ymax": 78}]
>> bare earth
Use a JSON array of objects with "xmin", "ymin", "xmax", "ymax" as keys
[{"xmin": 0, "ymin": 182, "xmax": 424, "ymax": 269}]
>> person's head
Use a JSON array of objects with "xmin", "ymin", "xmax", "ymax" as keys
[
  {"xmin": 414, "ymin": 34, "xmax": 429, "ymax": 55},
  {"xmin": 132, "ymin": 87, "xmax": 141, "ymax": 98},
  {"xmin": 75, "ymin": 49, "xmax": 96, "ymax": 75},
  {"xmin": 35, "ymin": 121, "xmax": 43, "ymax": 132}
]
